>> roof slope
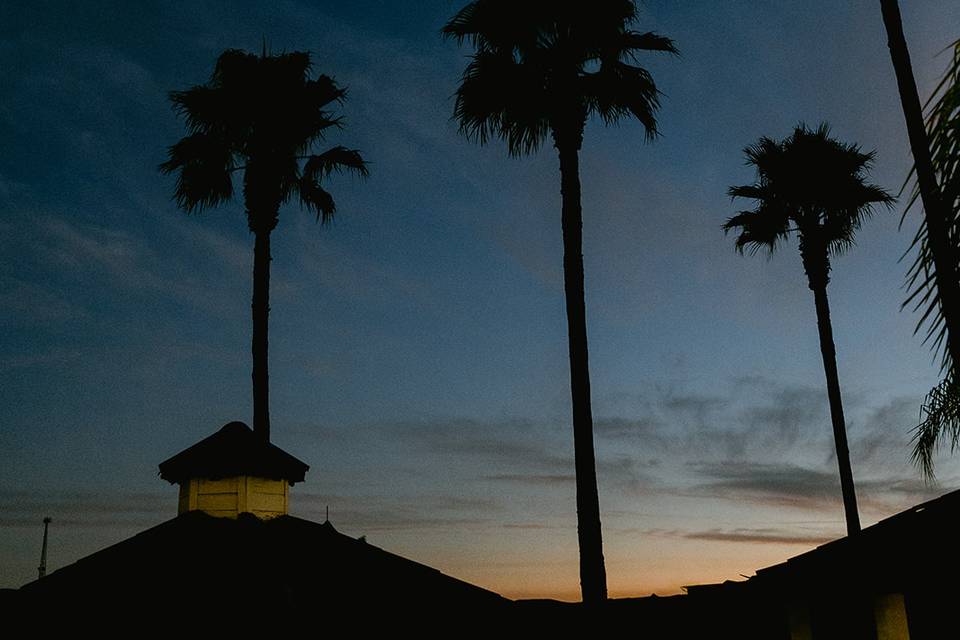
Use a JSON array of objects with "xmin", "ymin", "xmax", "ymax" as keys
[
  {"xmin": 158, "ymin": 421, "xmax": 308, "ymax": 484},
  {"xmin": 17, "ymin": 511, "xmax": 508, "ymax": 629},
  {"xmin": 755, "ymin": 487, "xmax": 960, "ymax": 591}
]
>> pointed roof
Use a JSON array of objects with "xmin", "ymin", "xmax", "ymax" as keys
[
  {"xmin": 17, "ymin": 511, "xmax": 508, "ymax": 628},
  {"xmin": 158, "ymin": 421, "xmax": 308, "ymax": 485}
]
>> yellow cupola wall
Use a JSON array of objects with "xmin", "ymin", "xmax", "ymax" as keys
[{"xmin": 158, "ymin": 421, "xmax": 309, "ymax": 520}]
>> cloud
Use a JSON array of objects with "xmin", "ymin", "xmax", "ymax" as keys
[
  {"xmin": 502, "ymin": 523, "xmax": 558, "ymax": 530},
  {"xmin": 0, "ymin": 277, "xmax": 86, "ymax": 326},
  {"xmin": 483, "ymin": 473, "xmax": 574, "ymax": 486},
  {"xmin": 385, "ymin": 417, "xmax": 661, "ymax": 495},
  {"xmin": 663, "ymin": 391, "xmax": 727, "ymax": 420},
  {"xmin": 392, "ymin": 417, "xmax": 573, "ymax": 475},
  {"xmin": 684, "ymin": 460, "xmax": 947, "ymax": 515},
  {"xmin": 290, "ymin": 222, "xmax": 437, "ymax": 309},
  {"xmin": 0, "ymin": 173, "xmax": 29, "ymax": 200},
  {"xmin": 0, "ymin": 348, "xmax": 85, "ymax": 372},
  {"xmin": 683, "ymin": 527, "xmax": 834, "ymax": 546},
  {"xmin": 686, "ymin": 461, "xmax": 842, "ymax": 510},
  {"xmin": 594, "ymin": 415, "xmax": 664, "ymax": 439},
  {"xmin": 0, "ymin": 489, "xmax": 173, "ymax": 529},
  {"xmin": 594, "ymin": 378, "xmax": 829, "ymax": 464},
  {"xmin": 736, "ymin": 385, "xmax": 826, "ymax": 451},
  {"xmin": 18, "ymin": 214, "xmax": 250, "ymax": 318},
  {"xmin": 294, "ymin": 491, "xmax": 500, "ymax": 533},
  {"xmin": 850, "ymin": 396, "xmax": 918, "ymax": 467},
  {"xmin": 591, "ymin": 375, "xmax": 941, "ymax": 488},
  {"xmin": 38, "ymin": 217, "xmax": 145, "ymax": 276}
]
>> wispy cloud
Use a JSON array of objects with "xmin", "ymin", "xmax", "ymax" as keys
[
  {"xmin": 502, "ymin": 522, "xmax": 559, "ymax": 530},
  {"xmin": 483, "ymin": 473, "xmax": 574, "ymax": 486},
  {"xmin": 0, "ymin": 348, "xmax": 85, "ymax": 372},
  {"xmin": 19, "ymin": 214, "xmax": 249, "ymax": 318},
  {"xmin": 0, "ymin": 276, "xmax": 86, "ymax": 325},
  {"xmin": 294, "ymin": 491, "xmax": 501, "ymax": 533},
  {"xmin": 392, "ymin": 417, "xmax": 572, "ymax": 475},
  {"xmin": 683, "ymin": 527, "xmax": 834, "ymax": 546},
  {"xmin": 686, "ymin": 461, "xmax": 842, "ymax": 510},
  {"xmin": 684, "ymin": 460, "xmax": 946, "ymax": 515},
  {"xmin": 0, "ymin": 489, "xmax": 173, "ymax": 529}
]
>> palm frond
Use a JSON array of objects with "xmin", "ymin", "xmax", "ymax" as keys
[
  {"xmin": 618, "ymin": 31, "xmax": 679, "ymax": 61},
  {"xmin": 728, "ymin": 183, "xmax": 771, "ymax": 201},
  {"xmin": 903, "ymin": 39, "xmax": 960, "ymax": 376},
  {"xmin": 442, "ymin": 0, "xmax": 549, "ymax": 52},
  {"xmin": 823, "ymin": 183, "xmax": 895, "ymax": 256},
  {"xmin": 168, "ymin": 85, "xmax": 239, "ymax": 136},
  {"xmin": 211, "ymin": 49, "xmax": 259, "ymax": 86},
  {"xmin": 302, "ymin": 146, "xmax": 369, "ymax": 179},
  {"xmin": 298, "ymin": 180, "xmax": 337, "ymax": 224},
  {"xmin": 581, "ymin": 61, "xmax": 660, "ymax": 138},
  {"xmin": 452, "ymin": 48, "xmax": 551, "ymax": 155},
  {"xmin": 298, "ymin": 146, "xmax": 368, "ymax": 223},
  {"xmin": 159, "ymin": 133, "xmax": 234, "ymax": 213},
  {"xmin": 723, "ymin": 208, "xmax": 791, "ymax": 255},
  {"xmin": 912, "ymin": 376, "xmax": 960, "ymax": 480}
]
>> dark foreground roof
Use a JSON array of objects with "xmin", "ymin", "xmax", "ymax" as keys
[
  {"xmin": 158, "ymin": 421, "xmax": 308, "ymax": 484},
  {"xmin": 15, "ymin": 511, "xmax": 507, "ymax": 631},
  {"xmin": 755, "ymin": 486, "xmax": 960, "ymax": 592},
  {"xmin": 675, "ymin": 488, "xmax": 960, "ymax": 639}
]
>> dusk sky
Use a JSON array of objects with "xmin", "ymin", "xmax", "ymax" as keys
[{"xmin": 2, "ymin": 1, "xmax": 960, "ymax": 601}]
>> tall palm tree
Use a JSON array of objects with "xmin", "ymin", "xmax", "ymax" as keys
[
  {"xmin": 724, "ymin": 123, "xmax": 894, "ymax": 536},
  {"xmin": 880, "ymin": 0, "xmax": 960, "ymax": 479},
  {"xmin": 443, "ymin": 1, "xmax": 676, "ymax": 603},
  {"xmin": 909, "ymin": 38, "xmax": 960, "ymax": 476},
  {"xmin": 161, "ymin": 49, "xmax": 368, "ymax": 443},
  {"xmin": 880, "ymin": 0, "xmax": 960, "ymax": 476}
]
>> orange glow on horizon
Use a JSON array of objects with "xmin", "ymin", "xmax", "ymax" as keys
[{"xmin": 428, "ymin": 536, "xmax": 826, "ymax": 602}]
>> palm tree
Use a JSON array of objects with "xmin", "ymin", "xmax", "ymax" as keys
[
  {"xmin": 724, "ymin": 123, "xmax": 894, "ymax": 536},
  {"xmin": 443, "ymin": 1, "xmax": 677, "ymax": 603},
  {"xmin": 879, "ymin": 0, "xmax": 960, "ymax": 477},
  {"xmin": 909, "ymin": 39, "xmax": 960, "ymax": 476},
  {"xmin": 161, "ymin": 49, "xmax": 368, "ymax": 443}
]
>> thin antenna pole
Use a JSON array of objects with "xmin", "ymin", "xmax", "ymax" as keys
[
  {"xmin": 325, "ymin": 505, "xmax": 329, "ymax": 523},
  {"xmin": 38, "ymin": 517, "xmax": 51, "ymax": 579}
]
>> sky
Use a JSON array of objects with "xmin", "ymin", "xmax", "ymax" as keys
[{"xmin": 1, "ymin": 0, "xmax": 959, "ymax": 601}]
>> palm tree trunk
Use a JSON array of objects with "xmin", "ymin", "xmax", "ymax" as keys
[
  {"xmin": 880, "ymin": 0, "xmax": 960, "ymax": 369},
  {"xmin": 252, "ymin": 228, "xmax": 271, "ymax": 442},
  {"xmin": 555, "ymin": 125, "xmax": 607, "ymax": 604},
  {"xmin": 807, "ymin": 269, "xmax": 861, "ymax": 535}
]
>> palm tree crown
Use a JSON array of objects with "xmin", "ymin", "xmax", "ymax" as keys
[
  {"xmin": 725, "ymin": 123, "xmax": 893, "ymax": 276},
  {"xmin": 161, "ymin": 49, "xmax": 367, "ymax": 442},
  {"xmin": 724, "ymin": 122, "xmax": 893, "ymax": 536},
  {"xmin": 161, "ymin": 49, "xmax": 367, "ymax": 231},
  {"xmin": 442, "ymin": 0, "xmax": 677, "ymax": 154}
]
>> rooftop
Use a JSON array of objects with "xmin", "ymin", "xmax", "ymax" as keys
[{"xmin": 158, "ymin": 421, "xmax": 309, "ymax": 485}]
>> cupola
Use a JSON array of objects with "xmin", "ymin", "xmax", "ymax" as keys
[{"xmin": 158, "ymin": 421, "xmax": 308, "ymax": 519}]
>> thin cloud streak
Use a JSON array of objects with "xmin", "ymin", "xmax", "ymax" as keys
[{"xmin": 684, "ymin": 528, "xmax": 834, "ymax": 546}]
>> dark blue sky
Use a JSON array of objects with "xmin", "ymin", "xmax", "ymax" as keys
[{"xmin": 2, "ymin": 1, "xmax": 959, "ymax": 598}]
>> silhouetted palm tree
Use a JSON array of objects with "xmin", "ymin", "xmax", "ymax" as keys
[
  {"xmin": 880, "ymin": 5, "xmax": 960, "ymax": 477},
  {"xmin": 161, "ymin": 49, "xmax": 367, "ymax": 443},
  {"xmin": 907, "ymin": 38, "xmax": 960, "ymax": 476},
  {"xmin": 880, "ymin": 2, "xmax": 960, "ymax": 477},
  {"xmin": 724, "ymin": 123, "xmax": 894, "ymax": 536},
  {"xmin": 443, "ymin": 1, "xmax": 676, "ymax": 603}
]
